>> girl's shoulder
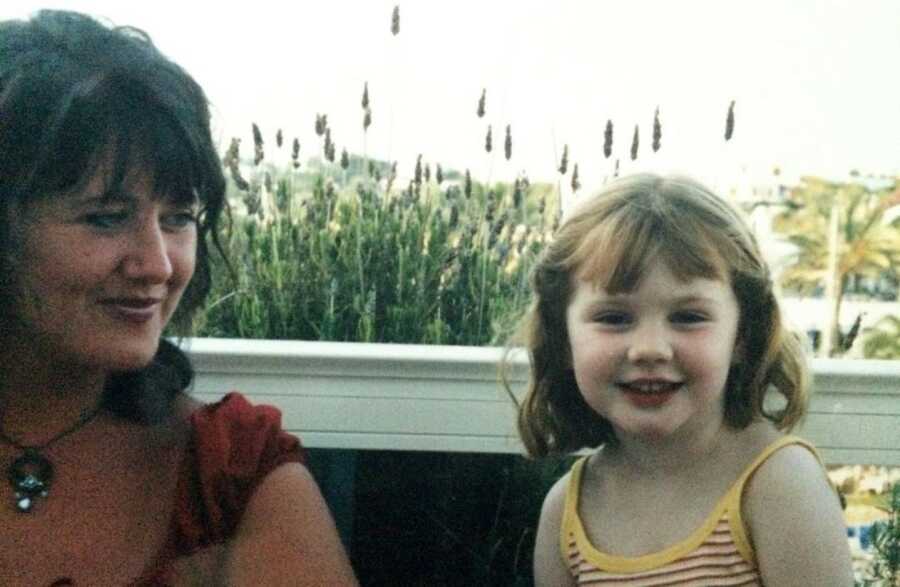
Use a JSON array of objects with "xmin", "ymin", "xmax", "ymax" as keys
[
  {"xmin": 541, "ymin": 459, "xmax": 580, "ymax": 513},
  {"xmin": 538, "ymin": 454, "xmax": 596, "ymax": 532},
  {"xmin": 534, "ymin": 460, "xmax": 586, "ymax": 587},
  {"xmin": 733, "ymin": 425, "xmax": 825, "ymax": 488},
  {"xmin": 740, "ymin": 433, "xmax": 854, "ymax": 584},
  {"xmin": 741, "ymin": 431, "xmax": 831, "ymax": 505}
]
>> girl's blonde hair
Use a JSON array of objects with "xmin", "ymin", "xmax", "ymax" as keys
[{"xmin": 507, "ymin": 173, "xmax": 809, "ymax": 458}]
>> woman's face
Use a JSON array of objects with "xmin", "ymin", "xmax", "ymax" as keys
[{"xmin": 8, "ymin": 164, "xmax": 198, "ymax": 373}]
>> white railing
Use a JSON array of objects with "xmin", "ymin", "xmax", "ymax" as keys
[{"xmin": 182, "ymin": 338, "xmax": 900, "ymax": 466}]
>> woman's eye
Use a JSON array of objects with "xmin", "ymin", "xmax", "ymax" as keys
[
  {"xmin": 163, "ymin": 211, "xmax": 198, "ymax": 230},
  {"xmin": 83, "ymin": 212, "xmax": 129, "ymax": 229}
]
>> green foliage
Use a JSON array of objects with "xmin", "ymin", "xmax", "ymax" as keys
[
  {"xmin": 857, "ymin": 483, "xmax": 900, "ymax": 586},
  {"xmin": 864, "ymin": 316, "xmax": 900, "ymax": 360},
  {"xmin": 195, "ymin": 159, "xmax": 557, "ymax": 346}
]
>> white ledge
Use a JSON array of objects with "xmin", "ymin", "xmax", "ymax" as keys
[{"xmin": 181, "ymin": 338, "xmax": 900, "ymax": 466}]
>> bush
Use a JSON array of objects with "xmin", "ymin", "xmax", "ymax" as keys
[
  {"xmin": 195, "ymin": 156, "xmax": 556, "ymax": 347},
  {"xmin": 857, "ymin": 483, "xmax": 900, "ymax": 586}
]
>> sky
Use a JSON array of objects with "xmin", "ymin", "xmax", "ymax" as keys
[{"xmin": 4, "ymin": 0, "xmax": 900, "ymax": 194}]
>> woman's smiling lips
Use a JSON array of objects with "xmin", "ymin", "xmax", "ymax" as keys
[{"xmin": 100, "ymin": 297, "xmax": 162, "ymax": 323}]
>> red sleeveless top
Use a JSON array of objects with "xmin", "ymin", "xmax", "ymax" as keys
[{"xmin": 132, "ymin": 392, "xmax": 305, "ymax": 585}]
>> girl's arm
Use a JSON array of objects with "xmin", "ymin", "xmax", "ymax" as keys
[
  {"xmin": 534, "ymin": 475, "xmax": 577, "ymax": 587},
  {"xmin": 743, "ymin": 444, "xmax": 854, "ymax": 586},
  {"xmin": 223, "ymin": 462, "xmax": 359, "ymax": 586}
]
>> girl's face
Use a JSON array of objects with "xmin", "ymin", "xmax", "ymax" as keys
[
  {"xmin": 7, "ymin": 164, "xmax": 198, "ymax": 374},
  {"xmin": 565, "ymin": 259, "xmax": 742, "ymax": 444}
]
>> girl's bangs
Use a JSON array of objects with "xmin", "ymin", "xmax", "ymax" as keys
[{"xmin": 570, "ymin": 204, "xmax": 727, "ymax": 293}]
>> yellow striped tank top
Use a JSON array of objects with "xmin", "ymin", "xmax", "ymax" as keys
[{"xmin": 561, "ymin": 436, "xmax": 820, "ymax": 586}]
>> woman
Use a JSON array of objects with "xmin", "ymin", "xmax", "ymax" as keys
[{"xmin": 0, "ymin": 10, "xmax": 357, "ymax": 585}]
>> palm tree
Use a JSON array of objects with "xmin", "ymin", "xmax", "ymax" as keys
[
  {"xmin": 863, "ymin": 315, "xmax": 900, "ymax": 359},
  {"xmin": 772, "ymin": 176, "xmax": 900, "ymax": 357}
]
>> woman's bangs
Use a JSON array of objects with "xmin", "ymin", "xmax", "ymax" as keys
[
  {"xmin": 144, "ymin": 118, "xmax": 200, "ymax": 207},
  {"xmin": 29, "ymin": 76, "xmax": 200, "ymax": 208}
]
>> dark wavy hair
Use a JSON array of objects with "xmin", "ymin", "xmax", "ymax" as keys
[
  {"xmin": 0, "ymin": 10, "xmax": 228, "ymax": 422},
  {"xmin": 505, "ymin": 173, "xmax": 809, "ymax": 457}
]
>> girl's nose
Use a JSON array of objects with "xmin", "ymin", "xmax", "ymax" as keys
[
  {"xmin": 121, "ymin": 218, "xmax": 173, "ymax": 284},
  {"xmin": 626, "ymin": 322, "xmax": 674, "ymax": 364}
]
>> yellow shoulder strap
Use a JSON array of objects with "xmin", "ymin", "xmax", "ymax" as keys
[{"xmin": 559, "ymin": 456, "xmax": 589, "ymax": 562}]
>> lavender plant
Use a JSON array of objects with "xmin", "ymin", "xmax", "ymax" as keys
[
  {"xmin": 652, "ymin": 107, "xmax": 661, "ymax": 153},
  {"xmin": 630, "ymin": 124, "xmax": 639, "ymax": 161},
  {"xmin": 196, "ymin": 139, "xmax": 552, "ymax": 346},
  {"xmin": 725, "ymin": 100, "xmax": 736, "ymax": 141}
]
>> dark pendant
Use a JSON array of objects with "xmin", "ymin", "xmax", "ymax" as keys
[{"xmin": 7, "ymin": 449, "xmax": 53, "ymax": 513}]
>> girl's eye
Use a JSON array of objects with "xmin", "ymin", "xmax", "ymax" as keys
[
  {"xmin": 670, "ymin": 311, "xmax": 708, "ymax": 325},
  {"xmin": 593, "ymin": 311, "xmax": 632, "ymax": 327},
  {"xmin": 83, "ymin": 211, "xmax": 129, "ymax": 229}
]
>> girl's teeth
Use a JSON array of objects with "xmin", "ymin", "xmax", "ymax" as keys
[{"xmin": 626, "ymin": 382, "xmax": 679, "ymax": 393}]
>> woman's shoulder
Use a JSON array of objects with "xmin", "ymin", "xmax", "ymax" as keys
[
  {"xmin": 170, "ymin": 394, "xmax": 356, "ymax": 584},
  {"xmin": 182, "ymin": 392, "xmax": 305, "ymax": 474},
  {"xmin": 165, "ymin": 393, "xmax": 305, "ymax": 545},
  {"xmin": 179, "ymin": 391, "xmax": 280, "ymax": 421}
]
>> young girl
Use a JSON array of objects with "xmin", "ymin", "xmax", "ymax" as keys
[{"xmin": 510, "ymin": 174, "xmax": 853, "ymax": 585}]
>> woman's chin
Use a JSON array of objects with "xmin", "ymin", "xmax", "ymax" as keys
[{"xmin": 95, "ymin": 341, "xmax": 161, "ymax": 373}]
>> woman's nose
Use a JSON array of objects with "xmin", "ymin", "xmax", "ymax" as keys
[{"xmin": 121, "ymin": 218, "xmax": 173, "ymax": 283}]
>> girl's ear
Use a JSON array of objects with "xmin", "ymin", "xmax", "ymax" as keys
[
  {"xmin": 564, "ymin": 339, "xmax": 574, "ymax": 368},
  {"xmin": 731, "ymin": 336, "xmax": 745, "ymax": 365}
]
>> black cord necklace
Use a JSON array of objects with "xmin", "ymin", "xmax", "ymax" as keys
[{"xmin": 0, "ymin": 405, "xmax": 103, "ymax": 513}]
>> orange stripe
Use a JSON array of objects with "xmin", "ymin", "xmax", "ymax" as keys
[
  {"xmin": 576, "ymin": 562, "xmax": 757, "ymax": 583},
  {"xmin": 566, "ymin": 537, "xmax": 744, "ymax": 564},
  {"xmin": 571, "ymin": 551, "xmax": 758, "ymax": 585},
  {"xmin": 564, "ymin": 514, "xmax": 759, "ymax": 584},
  {"xmin": 576, "ymin": 567, "xmax": 760, "ymax": 586}
]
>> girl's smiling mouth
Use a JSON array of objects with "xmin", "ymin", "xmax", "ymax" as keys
[{"xmin": 618, "ymin": 379, "xmax": 683, "ymax": 408}]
